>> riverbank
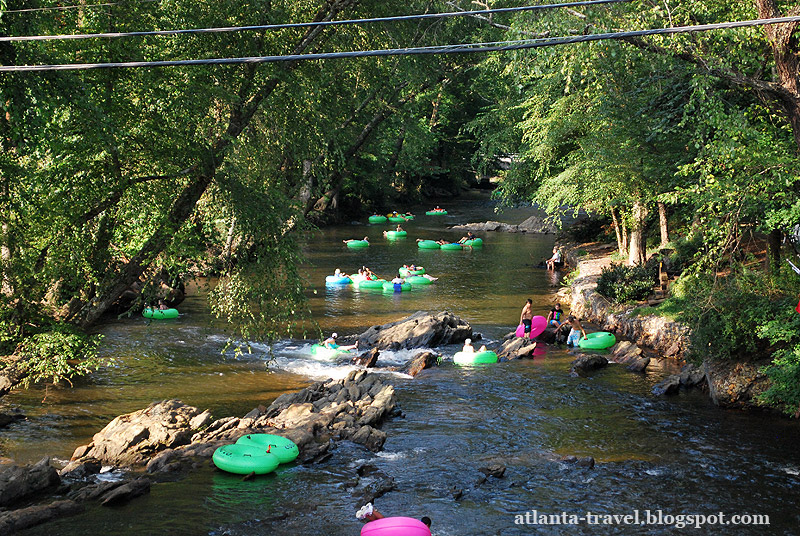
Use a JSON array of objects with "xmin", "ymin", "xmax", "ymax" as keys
[{"xmin": 557, "ymin": 240, "xmax": 773, "ymax": 412}]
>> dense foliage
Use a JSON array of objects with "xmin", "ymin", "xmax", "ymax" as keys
[
  {"xmin": 1, "ymin": 0, "xmax": 800, "ymax": 414},
  {"xmin": 596, "ymin": 263, "xmax": 656, "ymax": 304}
]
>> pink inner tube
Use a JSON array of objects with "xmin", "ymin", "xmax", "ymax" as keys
[
  {"xmin": 361, "ymin": 517, "xmax": 431, "ymax": 536},
  {"xmin": 515, "ymin": 315, "xmax": 548, "ymax": 339}
]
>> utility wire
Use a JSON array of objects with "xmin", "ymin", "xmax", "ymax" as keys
[
  {"xmin": 3, "ymin": 15, "xmax": 798, "ymax": 72},
  {"xmin": 1, "ymin": 0, "xmax": 156, "ymax": 14},
  {"xmin": 0, "ymin": 0, "xmax": 630, "ymax": 42}
]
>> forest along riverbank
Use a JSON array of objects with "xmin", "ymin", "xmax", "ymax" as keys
[{"xmin": 556, "ymin": 240, "xmax": 772, "ymax": 411}]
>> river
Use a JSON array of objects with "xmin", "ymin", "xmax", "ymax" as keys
[{"xmin": 3, "ymin": 191, "xmax": 800, "ymax": 535}]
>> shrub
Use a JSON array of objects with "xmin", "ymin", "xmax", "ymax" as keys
[
  {"xmin": 15, "ymin": 325, "xmax": 104, "ymax": 388},
  {"xmin": 596, "ymin": 263, "xmax": 656, "ymax": 304}
]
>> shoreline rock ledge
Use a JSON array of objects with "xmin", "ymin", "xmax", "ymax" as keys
[{"xmin": 1, "ymin": 371, "xmax": 398, "ymax": 534}]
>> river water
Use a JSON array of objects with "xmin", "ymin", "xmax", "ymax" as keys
[{"xmin": 3, "ymin": 191, "xmax": 800, "ymax": 535}]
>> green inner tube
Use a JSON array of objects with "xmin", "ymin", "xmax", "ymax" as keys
[
  {"xmin": 453, "ymin": 350, "xmax": 498, "ymax": 365},
  {"xmin": 142, "ymin": 308, "xmax": 179, "ymax": 319},
  {"xmin": 463, "ymin": 238, "xmax": 483, "ymax": 247},
  {"xmin": 402, "ymin": 214, "xmax": 415, "ymax": 220},
  {"xmin": 417, "ymin": 240, "xmax": 440, "ymax": 249},
  {"xmin": 310, "ymin": 343, "xmax": 351, "ymax": 359},
  {"xmin": 235, "ymin": 434, "xmax": 299, "ymax": 464},
  {"xmin": 388, "ymin": 216, "xmax": 406, "ymax": 223},
  {"xmin": 368, "ymin": 215, "xmax": 387, "ymax": 223},
  {"xmin": 346, "ymin": 240, "xmax": 369, "ymax": 248},
  {"xmin": 383, "ymin": 281, "xmax": 411, "ymax": 292},
  {"xmin": 426, "ymin": 210, "xmax": 448, "ymax": 215},
  {"xmin": 440, "ymin": 243, "xmax": 463, "ymax": 250},
  {"xmin": 385, "ymin": 230, "xmax": 408, "ymax": 240},
  {"xmin": 578, "ymin": 331, "xmax": 617, "ymax": 350},
  {"xmin": 399, "ymin": 267, "xmax": 425, "ymax": 277},
  {"xmin": 405, "ymin": 275, "xmax": 432, "ymax": 285},
  {"xmin": 356, "ymin": 279, "xmax": 386, "ymax": 289},
  {"xmin": 212, "ymin": 443, "xmax": 280, "ymax": 475}
]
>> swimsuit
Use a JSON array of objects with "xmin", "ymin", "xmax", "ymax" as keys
[
  {"xmin": 567, "ymin": 328, "xmax": 581, "ymax": 346},
  {"xmin": 522, "ymin": 318, "xmax": 532, "ymax": 333}
]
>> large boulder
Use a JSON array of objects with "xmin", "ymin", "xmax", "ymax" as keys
[
  {"xmin": 399, "ymin": 351, "xmax": 440, "ymax": 376},
  {"xmin": 0, "ymin": 458, "xmax": 60, "ymax": 507},
  {"xmin": 570, "ymin": 354, "xmax": 608, "ymax": 376},
  {"xmin": 0, "ymin": 500, "xmax": 83, "ymax": 534},
  {"xmin": 449, "ymin": 216, "xmax": 557, "ymax": 234},
  {"xmin": 189, "ymin": 371, "xmax": 398, "ymax": 456},
  {"xmin": 703, "ymin": 358, "xmax": 770, "ymax": 409},
  {"xmin": 357, "ymin": 311, "xmax": 472, "ymax": 350},
  {"xmin": 497, "ymin": 337, "xmax": 538, "ymax": 360},
  {"xmin": 609, "ymin": 341, "xmax": 650, "ymax": 373},
  {"xmin": 71, "ymin": 400, "xmax": 213, "ymax": 466}
]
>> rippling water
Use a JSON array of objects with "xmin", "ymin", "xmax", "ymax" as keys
[{"xmin": 5, "ymin": 192, "xmax": 800, "ymax": 535}]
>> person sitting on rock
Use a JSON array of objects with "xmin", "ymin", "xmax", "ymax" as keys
[
  {"xmin": 546, "ymin": 303, "xmax": 564, "ymax": 328},
  {"xmin": 546, "ymin": 247, "xmax": 563, "ymax": 270}
]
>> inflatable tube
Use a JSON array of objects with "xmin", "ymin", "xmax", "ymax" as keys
[
  {"xmin": 382, "ymin": 281, "xmax": 411, "ymax": 292},
  {"xmin": 235, "ymin": 434, "xmax": 299, "ymax": 464},
  {"xmin": 425, "ymin": 210, "xmax": 447, "ymax": 216},
  {"xmin": 440, "ymin": 243, "xmax": 463, "ymax": 251},
  {"xmin": 356, "ymin": 279, "xmax": 386, "ymax": 290},
  {"xmin": 464, "ymin": 238, "xmax": 483, "ymax": 247},
  {"xmin": 325, "ymin": 275, "xmax": 352, "ymax": 285},
  {"xmin": 346, "ymin": 240, "xmax": 369, "ymax": 248},
  {"xmin": 402, "ymin": 214, "xmax": 415, "ymax": 221},
  {"xmin": 578, "ymin": 331, "xmax": 617, "ymax": 350},
  {"xmin": 515, "ymin": 316, "xmax": 548, "ymax": 339},
  {"xmin": 385, "ymin": 230, "xmax": 408, "ymax": 240},
  {"xmin": 453, "ymin": 350, "xmax": 499, "ymax": 365},
  {"xmin": 361, "ymin": 517, "xmax": 431, "ymax": 536},
  {"xmin": 212, "ymin": 443, "xmax": 280, "ymax": 475},
  {"xmin": 310, "ymin": 344, "xmax": 351, "ymax": 359},
  {"xmin": 142, "ymin": 308, "xmax": 179, "ymax": 319},
  {"xmin": 405, "ymin": 275, "xmax": 432, "ymax": 285},
  {"xmin": 368, "ymin": 215, "xmax": 388, "ymax": 223},
  {"xmin": 398, "ymin": 267, "xmax": 425, "ymax": 277},
  {"xmin": 417, "ymin": 240, "xmax": 440, "ymax": 249},
  {"xmin": 388, "ymin": 216, "xmax": 406, "ymax": 223}
]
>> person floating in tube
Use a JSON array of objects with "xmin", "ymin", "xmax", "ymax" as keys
[
  {"xmin": 322, "ymin": 333, "xmax": 358, "ymax": 351},
  {"xmin": 356, "ymin": 503, "xmax": 432, "ymax": 530}
]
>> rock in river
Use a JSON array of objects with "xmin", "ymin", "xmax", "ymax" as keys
[{"xmin": 356, "ymin": 311, "xmax": 473, "ymax": 350}]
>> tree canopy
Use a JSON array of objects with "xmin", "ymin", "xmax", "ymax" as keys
[{"xmin": 1, "ymin": 0, "xmax": 800, "ymax": 411}]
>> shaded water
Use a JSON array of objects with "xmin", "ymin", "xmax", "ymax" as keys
[{"xmin": 3, "ymin": 192, "xmax": 800, "ymax": 534}]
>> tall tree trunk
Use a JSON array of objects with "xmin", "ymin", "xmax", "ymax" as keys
[
  {"xmin": 610, "ymin": 207, "xmax": 626, "ymax": 258},
  {"xmin": 628, "ymin": 199, "xmax": 648, "ymax": 265},
  {"xmin": 657, "ymin": 201, "xmax": 669, "ymax": 248},
  {"xmin": 756, "ymin": 0, "xmax": 800, "ymax": 152},
  {"xmin": 767, "ymin": 228, "xmax": 782, "ymax": 274}
]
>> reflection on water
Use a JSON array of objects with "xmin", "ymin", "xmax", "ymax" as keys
[{"xmin": 5, "ymin": 192, "xmax": 800, "ymax": 534}]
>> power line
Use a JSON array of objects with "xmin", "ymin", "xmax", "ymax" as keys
[
  {"xmin": 0, "ymin": 0, "xmax": 630, "ymax": 42},
  {"xmin": 3, "ymin": 15, "xmax": 798, "ymax": 72},
  {"xmin": 1, "ymin": 0, "xmax": 156, "ymax": 14}
]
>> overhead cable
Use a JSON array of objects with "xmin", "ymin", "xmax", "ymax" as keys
[
  {"xmin": 1, "ymin": 0, "xmax": 156, "ymax": 14},
  {"xmin": 3, "ymin": 15, "xmax": 799, "ymax": 72},
  {"xmin": 0, "ymin": 0, "xmax": 630, "ymax": 42}
]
